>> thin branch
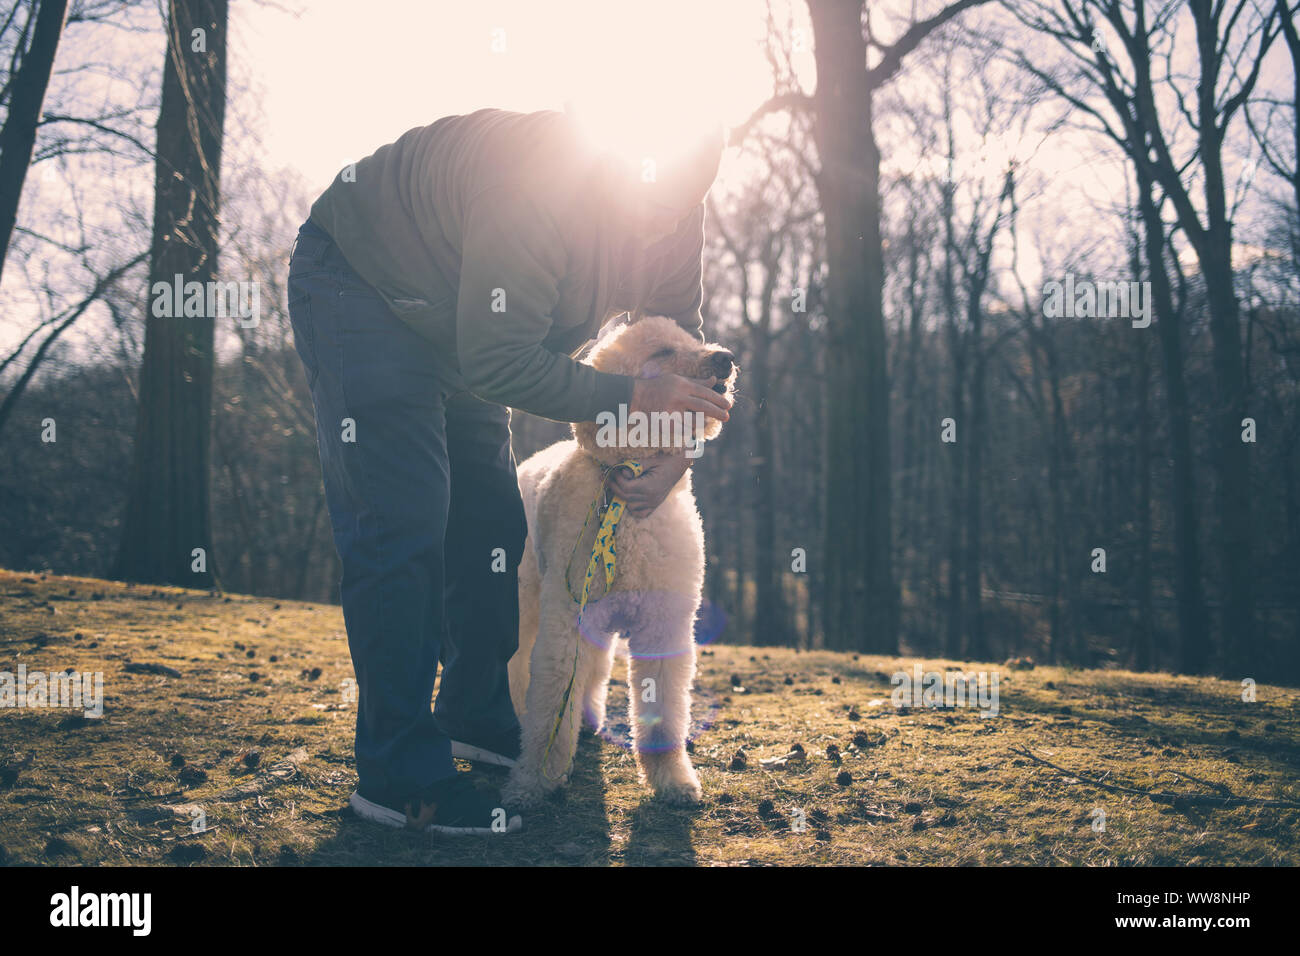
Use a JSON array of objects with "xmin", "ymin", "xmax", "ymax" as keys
[
  {"xmin": 1012, "ymin": 746, "xmax": 1300, "ymax": 808},
  {"xmin": 0, "ymin": 250, "xmax": 148, "ymax": 438},
  {"xmin": 728, "ymin": 91, "xmax": 811, "ymax": 146},
  {"xmin": 865, "ymin": 0, "xmax": 995, "ymax": 88}
]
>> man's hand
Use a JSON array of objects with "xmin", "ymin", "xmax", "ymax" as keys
[
  {"xmin": 630, "ymin": 373, "xmax": 730, "ymax": 422},
  {"xmin": 608, "ymin": 455, "xmax": 691, "ymax": 518}
]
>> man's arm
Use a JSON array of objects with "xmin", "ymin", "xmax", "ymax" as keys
[{"xmin": 456, "ymin": 186, "xmax": 634, "ymax": 422}]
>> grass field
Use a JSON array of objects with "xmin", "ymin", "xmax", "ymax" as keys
[{"xmin": 1, "ymin": 567, "xmax": 1298, "ymax": 866}]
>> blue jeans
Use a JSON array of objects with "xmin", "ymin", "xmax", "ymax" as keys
[{"xmin": 287, "ymin": 218, "xmax": 525, "ymax": 801}]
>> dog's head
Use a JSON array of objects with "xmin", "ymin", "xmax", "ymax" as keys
[{"xmin": 573, "ymin": 315, "xmax": 737, "ymax": 465}]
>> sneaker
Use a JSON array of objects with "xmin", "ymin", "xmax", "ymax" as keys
[
  {"xmin": 446, "ymin": 726, "xmax": 522, "ymax": 768},
  {"xmin": 349, "ymin": 775, "xmax": 522, "ymax": 835}
]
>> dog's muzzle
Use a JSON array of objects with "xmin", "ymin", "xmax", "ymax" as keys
[{"xmin": 709, "ymin": 349, "xmax": 735, "ymax": 392}]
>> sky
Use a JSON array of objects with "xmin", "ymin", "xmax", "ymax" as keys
[
  {"xmin": 1, "ymin": 0, "xmax": 787, "ymax": 354},
  {"xmin": 232, "ymin": 0, "xmax": 783, "ymax": 195},
  {"xmin": 220, "ymin": 0, "xmax": 1113, "ymax": 295},
  {"xmin": 2, "ymin": 0, "xmax": 1292, "ymax": 360}
]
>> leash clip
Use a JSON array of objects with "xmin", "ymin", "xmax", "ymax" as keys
[{"xmin": 599, "ymin": 463, "xmax": 621, "ymax": 514}]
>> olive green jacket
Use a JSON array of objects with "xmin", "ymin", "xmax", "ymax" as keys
[{"xmin": 308, "ymin": 109, "xmax": 708, "ymax": 422}]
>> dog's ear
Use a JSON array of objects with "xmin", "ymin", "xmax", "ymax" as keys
[
  {"xmin": 587, "ymin": 312, "xmax": 636, "ymax": 353},
  {"xmin": 573, "ymin": 419, "xmax": 598, "ymax": 453}
]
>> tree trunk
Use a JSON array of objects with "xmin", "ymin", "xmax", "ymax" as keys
[
  {"xmin": 751, "ymin": 325, "xmax": 785, "ymax": 645},
  {"xmin": 1134, "ymin": 278, "xmax": 1155, "ymax": 671},
  {"xmin": 1136, "ymin": 0, "xmax": 1256, "ymax": 672},
  {"xmin": 1285, "ymin": 439, "xmax": 1300, "ymax": 681},
  {"xmin": 1192, "ymin": 0, "xmax": 1255, "ymax": 673},
  {"xmin": 1137, "ymin": 164, "xmax": 1211, "ymax": 672},
  {"xmin": 0, "ymin": 0, "xmax": 69, "ymax": 285},
  {"xmin": 898, "ymin": 214, "xmax": 925, "ymax": 643},
  {"xmin": 807, "ymin": 0, "xmax": 897, "ymax": 652},
  {"xmin": 963, "ymin": 285, "xmax": 986, "ymax": 661},
  {"xmin": 1040, "ymin": 321, "xmax": 1079, "ymax": 664},
  {"xmin": 943, "ymin": 263, "xmax": 964, "ymax": 656},
  {"xmin": 115, "ymin": 0, "xmax": 228, "ymax": 586},
  {"xmin": 1202, "ymin": 245, "xmax": 1255, "ymax": 673}
]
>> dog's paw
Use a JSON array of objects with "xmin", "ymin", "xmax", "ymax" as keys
[
  {"xmin": 581, "ymin": 699, "xmax": 608, "ymax": 734},
  {"xmin": 503, "ymin": 770, "xmax": 554, "ymax": 809},
  {"xmin": 640, "ymin": 751, "xmax": 701, "ymax": 805},
  {"xmin": 654, "ymin": 777, "xmax": 703, "ymax": 806}
]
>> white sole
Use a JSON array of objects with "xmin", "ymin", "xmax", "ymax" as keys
[
  {"xmin": 450, "ymin": 740, "xmax": 518, "ymax": 768},
  {"xmin": 349, "ymin": 791, "xmax": 522, "ymax": 835}
]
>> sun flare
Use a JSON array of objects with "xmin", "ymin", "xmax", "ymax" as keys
[{"xmin": 555, "ymin": 0, "xmax": 771, "ymax": 164}]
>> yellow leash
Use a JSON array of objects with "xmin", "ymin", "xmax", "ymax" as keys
[{"xmin": 540, "ymin": 458, "xmax": 643, "ymax": 777}]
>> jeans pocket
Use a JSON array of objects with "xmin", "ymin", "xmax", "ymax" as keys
[
  {"xmin": 287, "ymin": 291, "xmax": 319, "ymax": 389},
  {"xmin": 338, "ymin": 290, "xmax": 440, "ymax": 413}
]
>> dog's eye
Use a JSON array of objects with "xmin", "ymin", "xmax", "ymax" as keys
[{"xmin": 651, "ymin": 348, "xmax": 674, "ymax": 359}]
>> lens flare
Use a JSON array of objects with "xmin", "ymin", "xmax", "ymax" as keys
[{"xmin": 567, "ymin": 589, "xmax": 725, "ymax": 752}]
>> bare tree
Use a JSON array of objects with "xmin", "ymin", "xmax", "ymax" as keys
[
  {"xmin": 0, "ymin": 0, "xmax": 156, "ymax": 443},
  {"xmin": 734, "ymin": 0, "xmax": 992, "ymax": 653},
  {"xmin": 0, "ymin": 249, "xmax": 146, "ymax": 435},
  {"xmin": 0, "ymin": 0, "xmax": 69, "ymax": 285},
  {"xmin": 710, "ymin": 133, "xmax": 818, "ymax": 645},
  {"xmin": 1011, "ymin": 0, "xmax": 1278, "ymax": 671},
  {"xmin": 115, "ymin": 0, "xmax": 227, "ymax": 586}
]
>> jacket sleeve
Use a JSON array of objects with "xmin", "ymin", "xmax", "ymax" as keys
[
  {"xmin": 642, "ymin": 202, "xmax": 706, "ymax": 341},
  {"xmin": 456, "ymin": 186, "xmax": 634, "ymax": 422}
]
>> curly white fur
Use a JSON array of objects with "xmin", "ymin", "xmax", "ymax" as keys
[{"xmin": 504, "ymin": 316, "xmax": 735, "ymax": 806}]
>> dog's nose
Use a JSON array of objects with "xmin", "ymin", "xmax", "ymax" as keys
[{"xmin": 709, "ymin": 349, "xmax": 735, "ymax": 377}]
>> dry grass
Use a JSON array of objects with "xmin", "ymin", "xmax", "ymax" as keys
[{"xmin": 2, "ymin": 567, "xmax": 1298, "ymax": 866}]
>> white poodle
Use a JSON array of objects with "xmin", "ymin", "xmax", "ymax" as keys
[{"xmin": 505, "ymin": 316, "xmax": 736, "ymax": 806}]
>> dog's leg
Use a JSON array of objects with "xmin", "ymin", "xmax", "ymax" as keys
[
  {"xmin": 563, "ymin": 595, "xmax": 627, "ymax": 733},
  {"xmin": 508, "ymin": 534, "xmax": 540, "ymax": 719},
  {"xmin": 581, "ymin": 642, "xmax": 617, "ymax": 733},
  {"xmin": 625, "ymin": 598, "xmax": 701, "ymax": 805},
  {"xmin": 504, "ymin": 581, "xmax": 589, "ymax": 805}
]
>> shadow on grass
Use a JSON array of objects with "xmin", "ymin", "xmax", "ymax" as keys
[
  {"xmin": 624, "ymin": 796, "xmax": 701, "ymax": 866},
  {"xmin": 302, "ymin": 734, "xmax": 614, "ymax": 866},
  {"xmin": 1005, "ymin": 674, "xmax": 1300, "ymax": 766}
]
